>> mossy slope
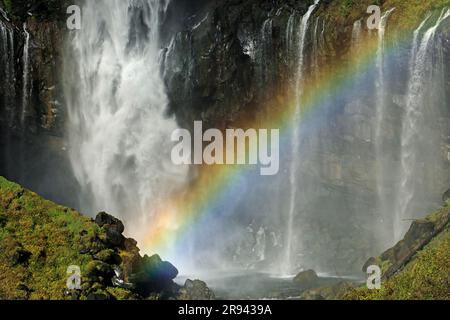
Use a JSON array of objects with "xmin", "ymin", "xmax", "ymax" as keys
[
  {"xmin": 0, "ymin": 176, "xmax": 198, "ymax": 300},
  {"xmin": 0, "ymin": 176, "xmax": 106, "ymax": 299},
  {"xmin": 343, "ymin": 204, "xmax": 450, "ymax": 300}
]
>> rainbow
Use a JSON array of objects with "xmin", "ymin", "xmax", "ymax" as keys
[{"xmin": 140, "ymin": 7, "xmax": 447, "ymax": 263}]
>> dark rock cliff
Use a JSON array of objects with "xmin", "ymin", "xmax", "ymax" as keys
[{"xmin": 0, "ymin": 2, "xmax": 78, "ymax": 208}]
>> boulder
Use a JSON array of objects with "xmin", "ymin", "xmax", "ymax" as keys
[
  {"xmin": 95, "ymin": 212, "xmax": 125, "ymax": 234},
  {"xmin": 178, "ymin": 279, "xmax": 215, "ymax": 300},
  {"xmin": 104, "ymin": 227, "xmax": 125, "ymax": 247},
  {"xmin": 95, "ymin": 212, "xmax": 125, "ymax": 247},
  {"xmin": 94, "ymin": 249, "xmax": 122, "ymax": 265},
  {"xmin": 130, "ymin": 254, "xmax": 179, "ymax": 296},
  {"xmin": 293, "ymin": 270, "xmax": 320, "ymax": 289}
]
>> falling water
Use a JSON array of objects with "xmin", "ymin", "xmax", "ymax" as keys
[
  {"xmin": 286, "ymin": 13, "xmax": 295, "ymax": 59},
  {"xmin": 21, "ymin": 23, "xmax": 30, "ymax": 126},
  {"xmin": 312, "ymin": 17, "xmax": 320, "ymax": 79},
  {"xmin": 373, "ymin": 8, "xmax": 395, "ymax": 245},
  {"xmin": 0, "ymin": 21, "xmax": 11, "ymax": 108},
  {"xmin": 351, "ymin": 19, "xmax": 362, "ymax": 50},
  {"xmin": 395, "ymin": 9, "xmax": 450, "ymax": 240},
  {"xmin": 64, "ymin": 0, "xmax": 188, "ymax": 243},
  {"xmin": 260, "ymin": 18, "xmax": 273, "ymax": 90},
  {"xmin": 284, "ymin": 0, "xmax": 320, "ymax": 275}
]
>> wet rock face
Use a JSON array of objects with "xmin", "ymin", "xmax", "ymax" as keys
[
  {"xmin": 163, "ymin": 0, "xmax": 312, "ymax": 129},
  {"xmin": 0, "ymin": 6, "xmax": 79, "ymax": 209}
]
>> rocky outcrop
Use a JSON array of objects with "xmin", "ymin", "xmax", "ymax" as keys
[
  {"xmin": 363, "ymin": 205, "xmax": 450, "ymax": 280},
  {"xmin": 293, "ymin": 269, "xmax": 319, "ymax": 289},
  {"xmin": 343, "ymin": 203, "xmax": 450, "ymax": 300},
  {"xmin": 0, "ymin": 176, "xmax": 214, "ymax": 300}
]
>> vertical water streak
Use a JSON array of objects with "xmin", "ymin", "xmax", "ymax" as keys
[
  {"xmin": 351, "ymin": 19, "xmax": 362, "ymax": 51},
  {"xmin": 395, "ymin": 9, "xmax": 450, "ymax": 240},
  {"xmin": 373, "ymin": 8, "xmax": 395, "ymax": 245},
  {"xmin": 312, "ymin": 17, "xmax": 320, "ymax": 79},
  {"xmin": 286, "ymin": 13, "xmax": 295, "ymax": 63},
  {"xmin": 284, "ymin": 0, "xmax": 320, "ymax": 275},
  {"xmin": 21, "ymin": 23, "xmax": 30, "ymax": 126},
  {"xmin": 0, "ymin": 22, "xmax": 9, "ymax": 107},
  {"xmin": 260, "ymin": 18, "xmax": 273, "ymax": 90}
]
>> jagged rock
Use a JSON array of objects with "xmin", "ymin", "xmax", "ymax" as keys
[
  {"xmin": 293, "ymin": 270, "xmax": 319, "ymax": 289},
  {"xmin": 362, "ymin": 257, "xmax": 377, "ymax": 273},
  {"xmin": 178, "ymin": 279, "xmax": 215, "ymax": 300},
  {"xmin": 85, "ymin": 260, "xmax": 115, "ymax": 285},
  {"xmin": 95, "ymin": 212, "xmax": 125, "ymax": 234},
  {"xmin": 364, "ymin": 208, "xmax": 450, "ymax": 280},
  {"xmin": 95, "ymin": 212, "xmax": 125, "ymax": 247},
  {"xmin": 94, "ymin": 249, "xmax": 122, "ymax": 265},
  {"xmin": 443, "ymin": 188, "xmax": 450, "ymax": 203},
  {"xmin": 130, "ymin": 254, "xmax": 179, "ymax": 297}
]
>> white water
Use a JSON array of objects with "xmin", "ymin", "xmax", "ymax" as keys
[
  {"xmin": 260, "ymin": 18, "xmax": 273, "ymax": 89},
  {"xmin": 351, "ymin": 19, "xmax": 362, "ymax": 51},
  {"xmin": 395, "ymin": 9, "xmax": 450, "ymax": 240},
  {"xmin": 1, "ymin": 21, "xmax": 14, "ymax": 124},
  {"xmin": 21, "ymin": 23, "xmax": 30, "ymax": 126},
  {"xmin": 284, "ymin": 0, "xmax": 320, "ymax": 275},
  {"xmin": 0, "ymin": 21, "xmax": 11, "ymax": 89},
  {"xmin": 64, "ymin": 0, "xmax": 188, "ymax": 244},
  {"xmin": 373, "ymin": 8, "xmax": 395, "ymax": 245},
  {"xmin": 312, "ymin": 17, "xmax": 320, "ymax": 79}
]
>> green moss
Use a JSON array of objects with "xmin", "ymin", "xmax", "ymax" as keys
[
  {"xmin": 106, "ymin": 287, "xmax": 135, "ymax": 300},
  {"xmin": 343, "ymin": 223, "xmax": 450, "ymax": 300},
  {"xmin": 1, "ymin": 0, "xmax": 12, "ymax": 13},
  {"xmin": 0, "ymin": 176, "xmax": 111, "ymax": 299},
  {"xmin": 383, "ymin": 0, "xmax": 449, "ymax": 30}
]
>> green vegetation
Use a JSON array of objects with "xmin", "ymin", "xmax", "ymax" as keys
[
  {"xmin": 343, "ymin": 205, "xmax": 450, "ymax": 300},
  {"xmin": 321, "ymin": 0, "xmax": 448, "ymax": 30},
  {"xmin": 1, "ymin": 0, "xmax": 12, "ymax": 14},
  {"xmin": 0, "ymin": 177, "xmax": 189, "ymax": 300},
  {"xmin": 0, "ymin": 176, "xmax": 107, "ymax": 299}
]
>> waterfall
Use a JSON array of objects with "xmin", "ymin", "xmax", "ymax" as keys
[
  {"xmin": 312, "ymin": 17, "xmax": 320, "ymax": 79},
  {"xmin": 21, "ymin": 23, "xmax": 30, "ymax": 126},
  {"xmin": 260, "ymin": 18, "xmax": 273, "ymax": 90},
  {"xmin": 0, "ymin": 21, "xmax": 11, "ymax": 109},
  {"xmin": 284, "ymin": 0, "xmax": 320, "ymax": 275},
  {"xmin": 64, "ymin": 0, "xmax": 188, "ymax": 243},
  {"xmin": 286, "ymin": 13, "xmax": 295, "ymax": 59},
  {"xmin": 395, "ymin": 9, "xmax": 450, "ymax": 240},
  {"xmin": 351, "ymin": 19, "xmax": 362, "ymax": 51},
  {"xmin": 373, "ymin": 8, "xmax": 395, "ymax": 245}
]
